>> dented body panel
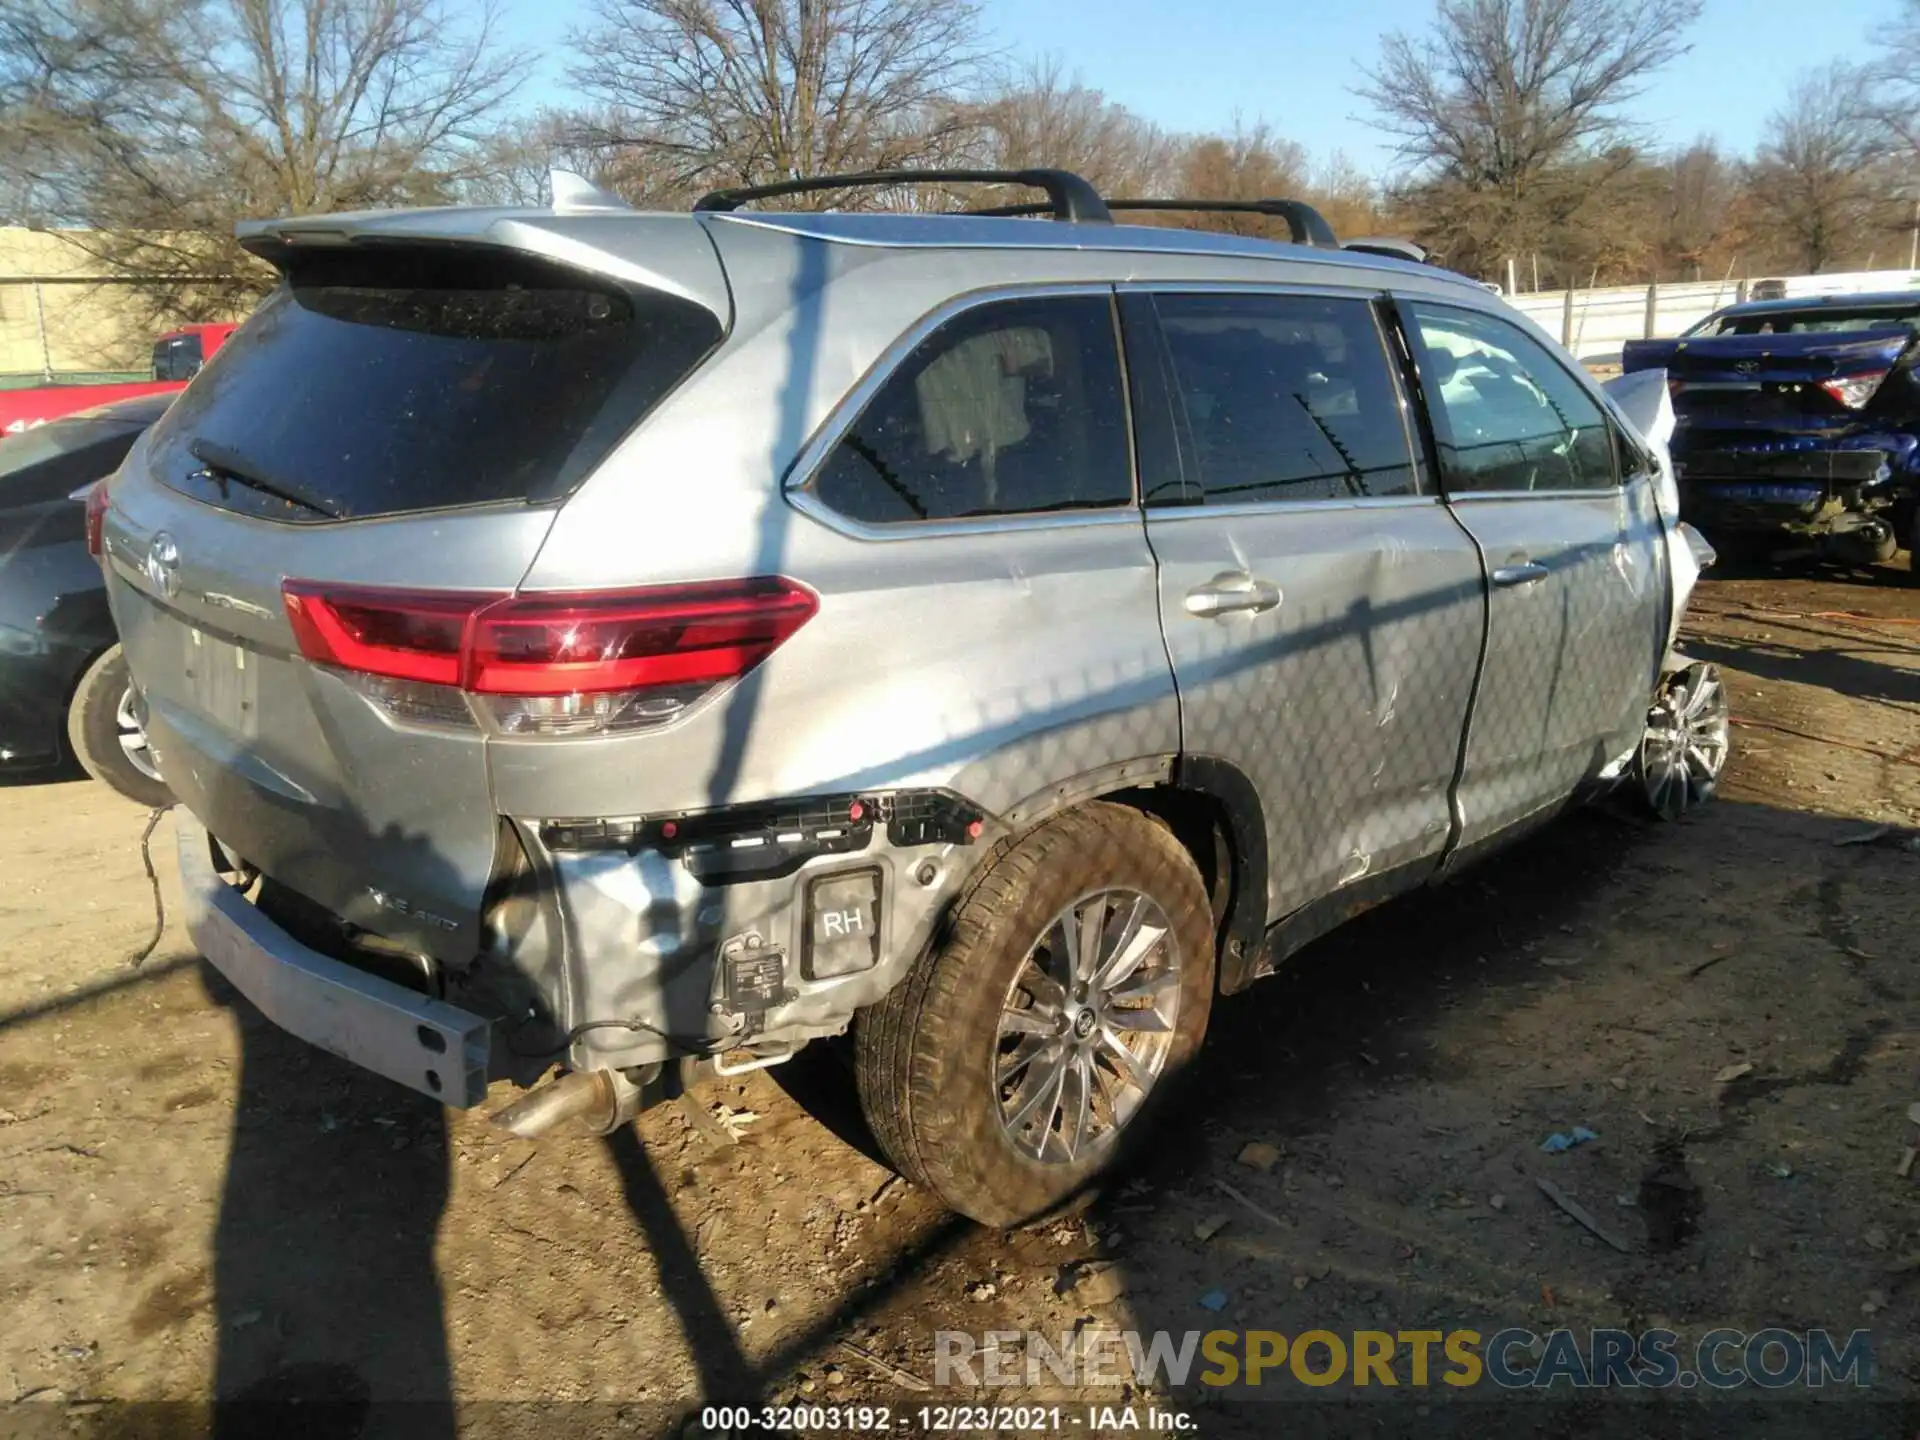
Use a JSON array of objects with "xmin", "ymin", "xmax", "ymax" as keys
[{"xmin": 105, "ymin": 199, "xmax": 1696, "ymax": 1107}]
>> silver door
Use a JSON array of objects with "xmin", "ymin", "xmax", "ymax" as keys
[
  {"xmin": 1126, "ymin": 288, "xmax": 1486, "ymax": 922},
  {"xmin": 1399, "ymin": 299, "xmax": 1668, "ymax": 851}
]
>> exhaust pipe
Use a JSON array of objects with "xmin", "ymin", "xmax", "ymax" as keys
[{"xmin": 489, "ymin": 1068, "xmax": 640, "ymax": 1139}]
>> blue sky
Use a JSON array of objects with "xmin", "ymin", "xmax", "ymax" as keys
[{"xmin": 497, "ymin": 0, "xmax": 1892, "ymax": 179}]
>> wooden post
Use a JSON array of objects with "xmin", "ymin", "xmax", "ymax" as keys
[
  {"xmin": 1561, "ymin": 285, "xmax": 1575, "ymax": 347},
  {"xmin": 1643, "ymin": 282, "xmax": 1659, "ymax": 339}
]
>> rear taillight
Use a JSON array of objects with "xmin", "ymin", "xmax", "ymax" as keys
[
  {"xmin": 1820, "ymin": 370, "xmax": 1888, "ymax": 410},
  {"xmin": 83, "ymin": 482, "xmax": 110, "ymax": 557},
  {"xmin": 281, "ymin": 578, "xmax": 818, "ymax": 736}
]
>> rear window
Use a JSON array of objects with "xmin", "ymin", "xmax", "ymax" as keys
[
  {"xmin": 1693, "ymin": 306, "xmax": 1920, "ymax": 337},
  {"xmin": 148, "ymin": 247, "xmax": 723, "ymax": 522}
]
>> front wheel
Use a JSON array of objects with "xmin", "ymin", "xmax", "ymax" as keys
[
  {"xmin": 855, "ymin": 803, "xmax": 1215, "ymax": 1227},
  {"xmin": 68, "ymin": 645, "xmax": 172, "ymax": 808},
  {"xmin": 1634, "ymin": 661, "xmax": 1730, "ymax": 820}
]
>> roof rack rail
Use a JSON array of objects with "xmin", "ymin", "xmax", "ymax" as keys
[
  {"xmin": 693, "ymin": 169, "xmax": 1112, "ymax": 223},
  {"xmin": 972, "ymin": 196, "xmax": 1338, "ymax": 248}
]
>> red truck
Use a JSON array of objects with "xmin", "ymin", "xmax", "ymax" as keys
[{"xmin": 0, "ymin": 322, "xmax": 236, "ymax": 437}]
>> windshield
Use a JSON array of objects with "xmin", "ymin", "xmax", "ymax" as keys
[{"xmin": 1690, "ymin": 305, "xmax": 1920, "ymax": 337}]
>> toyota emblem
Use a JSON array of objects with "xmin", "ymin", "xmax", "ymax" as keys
[{"xmin": 145, "ymin": 531, "xmax": 181, "ymax": 599}]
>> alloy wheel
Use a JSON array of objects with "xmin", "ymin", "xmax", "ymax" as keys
[
  {"xmin": 994, "ymin": 888, "xmax": 1182, "ymax": 1165},
  {"xmin": 1637, "ymin": 662, "xmax": 1730, "ymax": 820},
  {"xmin": 114, "ymin": 684, "xmax": 162, "ymax": 782}
]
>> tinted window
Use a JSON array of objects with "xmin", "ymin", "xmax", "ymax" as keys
[
  {"xmin": 1694, "ymin": 305, "xmax": 1920, "ymax": 336},
  {"xmin": 0, "ymin": 417, "xmax": 142, "ymax": 502},
  {"xmin": 1152, "ymin": 293, "xmax": 1419, "ymax": 504},
  {"xmin": 810, "ymin": 295, "xmax": 1131, "ymax": 524},
  {"xmin": 1406, "ymin": 303, "xmax": 1615, "ymax": 493},
  {"xmin": 149, "ymin": 247, "xmax": 723, "ymax": 521},
  {"xmin": 152, "ymin": 334, "xmax": 203, "ymax": 381}
]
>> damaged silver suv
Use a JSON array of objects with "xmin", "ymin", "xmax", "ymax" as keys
[{"xmin": 98, "ymin": 169, "xmax": 1727, "ymax": 1226}]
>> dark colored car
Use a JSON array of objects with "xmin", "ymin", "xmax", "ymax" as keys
[
  {"xmin": 0, "ymin": 394, "xmax": 173, "ymax": 804},
  {"xmin": 1622, "ymin": 290, "xmax": 1920, "ymax": 578}
]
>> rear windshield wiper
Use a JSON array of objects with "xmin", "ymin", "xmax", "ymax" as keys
[{"xmin": 189, "ymin": 438, "xmax": 339, "ymax": 519}]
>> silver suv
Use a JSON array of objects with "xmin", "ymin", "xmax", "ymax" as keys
[{"xmin": 99, "ymin": 169, "xmax": 1728, "ymax": 1226}]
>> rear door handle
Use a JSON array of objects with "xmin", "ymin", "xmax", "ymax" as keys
[
  {"xmin": 1491, "ymin": 561, "xmax": 1549, "ymax": 588},
  {"xmin": 1184, "ymin": 571, "xmax": 1283, "ymax": 618}
]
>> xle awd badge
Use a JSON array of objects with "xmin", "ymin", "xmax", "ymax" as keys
[
  {"xmin": 144, "ymin": 531, "xmax": 180, "ymax": 599},
  {"xmin": 366, "ymin": 887, "xmax": 460, "ymax": 932}
]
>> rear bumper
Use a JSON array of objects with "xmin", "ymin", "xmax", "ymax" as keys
[
  {"xmin": 177, "ymin": 812, "xmax": 491, "ymax": 1106},
  {"xmin": 1677, "ymin": 448, "xmax": 1891, "ymax": 531}
]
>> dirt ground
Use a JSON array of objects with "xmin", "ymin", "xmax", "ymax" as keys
[{"xmin": 1, "ymin": 562, "xmax": 1917, "ymax": 1438}]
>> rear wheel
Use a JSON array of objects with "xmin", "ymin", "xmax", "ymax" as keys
[
  {"xmin": 855, "ymin": 803, "xmax": 1215, "ymax": 1227},
  {"xmin": 68, "ymin": 645, "xmax": 171, "ymax": 808},
  {"xmin": 1634, "ymin": 661, "xmax": 1730, "ymax": 820}
]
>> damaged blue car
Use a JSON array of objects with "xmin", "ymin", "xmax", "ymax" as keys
[{"xmin": 1623, "ymin": 290, "xmax": 1920, "ymax": 581}]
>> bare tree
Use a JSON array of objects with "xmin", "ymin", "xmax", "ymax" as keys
[
  {"xmin": 0, "ymin": 0, "xmax": 528, "ymax": 320},
  {"xmin": 1657, "ymin": 140, "xmax": 1744, "ymax": 279},
  {"xmin": 972, "ymin": 58, "xmax": 1175, "ymax": 198},
  {"xmin": 1358, "ymin": 0, "xmax": 1703, "ymax": 276},
  {"xmin": 1857, "ymin": 0, "xmax": 1920, "ymax": 164},
  {"xmin": 1748, "ymin": 66, "xmax": 1880, "ymax": 273},
  {"xmin": 566, "ymin": 0, "xmax": 991, "ymax": 201}
]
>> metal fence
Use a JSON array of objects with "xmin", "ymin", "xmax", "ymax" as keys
[
  {"xmin": 0, "ymin": 273, "xmax": 229, "ymax": 381},
  {"xmin": 1506, "ymin": 269, "xmax": 1920, "ymax": 368}
]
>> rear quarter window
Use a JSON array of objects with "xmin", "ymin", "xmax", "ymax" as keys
[{"xmin": 147, "ymin": 246, "xmax": 723, "ymax": 521}]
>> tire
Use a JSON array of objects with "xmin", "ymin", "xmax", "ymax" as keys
[
  {"xmin": 855, "ymin": 802, "xmax": 1215, "ymax": 1227},
  {"xmin": 67, "ymin": 645, "xmax": 172, "ymax": 808}
]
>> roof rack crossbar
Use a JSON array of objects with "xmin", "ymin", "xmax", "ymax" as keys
[
  {"xmin": 693, "ymin": 168, "xmax": 1112, "ymax": 223},
  {"xmin": 1108, "ymin": 199, "xmax": 1339, "ymax": 248}
]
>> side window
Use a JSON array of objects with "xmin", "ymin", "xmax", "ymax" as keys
[
  {"xmin": 1150, "ymin": 292, "xmax": 1421, "ymax": 504},
  {"xmin": 809, "ymin": 294, "xmax": 1131, "ymax": 524},
  {"xmin": 1404, "ymin": 302, "xmax": 1616, "ymax": 493}
]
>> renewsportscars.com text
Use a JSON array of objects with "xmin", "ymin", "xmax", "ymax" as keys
[{"xmin": 934, "ymin": 1327, "xmax": 1873, "ymax": 1391}]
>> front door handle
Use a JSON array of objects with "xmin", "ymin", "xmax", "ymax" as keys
[
  {"xmin": 1491, "ymin": 560, "xmax": 1549, "ymax": 588},
  {"xmin": 1184, "ymin": 571, "xmax": 1283, "ymax": 618}
]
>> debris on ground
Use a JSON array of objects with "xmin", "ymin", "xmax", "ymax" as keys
[
  {"xmin": 1198, "ymin": 1289, "xmax": 1229, "ymax": 1312},
  {"xmin": 1537, "ymin": 1177, "xmax": 1630, "ymax": 1253},
  {"xmin": 1214, "ymin": 1179, "xmax": 1286, "ymax": 1228},
  {"xmin": 1897, "ymin": 1147, "xmax": 1917, "ymax": 1179},
  {"xmin": 1236, "ymin": 1141, "xmax": 1282, "ymax": 1172},
  {"xmin": 1489, "ymin": 1193, "xmax": 1508, "ymax": 1211},
  {"xmin": 964, "ymin": 1280, "xmax": 997, "ymax": 1303},
  {"xmin": 1065, "ymin": 1263, "xmax": 1126, "ymax": 1307},
  {"xmin": 713, "ymin": 1104, "xmax": 759, "ymax": 1140},
  {"xmin": 1540, "ymin": 1126, "xmax": 1599, "ymax": 1154},
  {"xmin": 1715, "ymin": 1062, "xmax": 1755, "ymax": 1084},
  {"xmin": 1193, "ymin": 1213, "xmax": 1230, "ymax": 1243}
]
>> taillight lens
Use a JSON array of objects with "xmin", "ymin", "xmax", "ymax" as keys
[
  {"xmin": 84, "ymin": 482, "xmax": 110, "ymax": 557},
  {"xmin": 1820, "ymin": 370, "xmax": 1888, "ymax": 410},
  {"xmin": 282, "ymin": 582, "xmax": 484, "ymax": 686},
  {"xmin": 281, "ymin": 578, "xmax": 818, "ymax": 735}
]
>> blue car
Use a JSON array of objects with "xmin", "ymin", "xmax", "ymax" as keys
[{"xmin": 1623, "ymin": 290, "xmax": 1920, "ymax": 579}]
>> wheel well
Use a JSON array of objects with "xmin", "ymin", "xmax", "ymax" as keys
[
  {"xmin": 1104, "ymin": 787, "xmax": 1232, "ymax": 931},
  {"xmin": 1099, "ymin": 776, "xmax": 1266, "ymax": 992}
]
